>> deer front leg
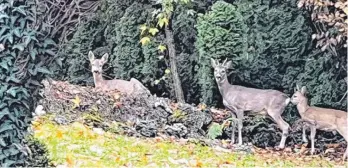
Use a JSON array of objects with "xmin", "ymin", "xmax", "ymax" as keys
[
  {"xmin": 230, "ymin": 113, "xmax": 237, "ymax": 144},
  {"xmin": 302, "ymin": 125, "xmax": 308, "ymax": 143},
  {"xmin": 236, "ymin": 110, "xmax": 244, "ymax": 146},
  {"xmin": 310, "ymin": 126, "xmax": 317, "ymax": 155}
]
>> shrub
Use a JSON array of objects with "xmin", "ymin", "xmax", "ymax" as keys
[{"xmin": 0, "ymin": 0, "xmax": 57, "ymax": 166}]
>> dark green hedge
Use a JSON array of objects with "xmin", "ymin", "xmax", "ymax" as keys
[{"xmin": 0, "ymin": 0, "xmax": 57, "ymax": 166}]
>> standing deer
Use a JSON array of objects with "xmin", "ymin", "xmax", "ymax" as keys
[
  {"xmin": 291, "ymin": 85, "xmax": 347, "ymax": 160},
  {"xmin": 88, "ymin": 51, "xmax": 150, "ymax": 95},
  {"xmin": 211, "ymin": 58, "xmax": 290, "ymax": 148}
]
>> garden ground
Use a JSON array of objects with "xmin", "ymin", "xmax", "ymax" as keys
[{"xmin": 32, "ymin": 115, "xmax": 347, "ymax": 167}]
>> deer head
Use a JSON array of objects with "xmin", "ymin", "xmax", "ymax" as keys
[
  {"xmin": 290, "ymin": 85, "xmax": 307, "ymax": 105},
  {"xmin": 210, "ymin": 58, "xmax": 232, "ymax": 83},
  {"xmin": 88, "ymin": 51, "xmax": 109, "ymax": 74}
]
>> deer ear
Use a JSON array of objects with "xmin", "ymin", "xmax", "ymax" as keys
[
  {"xmin": 296, "ymin": 84, "xmax": 300, "ymax": 91},
  {"xmin": 224, "ymin": 60, "xmax": 232, "ymax": 69},
  {"xmin": 88, "ymin": 51, "xmax": 95, "ymax": 61},
  {"xmin": 101, "ymin": 53, "xmax": 109, "ymax": 64},
  {"xmin": 211, "ymin": 58, "xmax": 217, "ymax": 68},
  {"xmin": 301, "ymin": 86, "xmax": 307, "ymax": 95}
]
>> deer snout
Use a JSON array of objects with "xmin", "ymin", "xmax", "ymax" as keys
[{"xmin": 215, "ymin": 75, "xmax": 222, "ymax": 81}]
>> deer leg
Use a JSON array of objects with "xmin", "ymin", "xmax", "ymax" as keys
[
  {"xmin": 302, "ymin": 125, "xmax": 308, "ymax": 143},
  {"xmin": 310, "ymin": 126, "xmax": 316, "ymax": 155},
  {"xmin": 231, "ymin": 123, "xmax": 235, "ymax": 144},
  {"xmin": 269, "ymin": 114, "xmax": 289, "ymax": 149},
  {"xmin": 230, "ymin": 113, "xmax": 237, "ymax": 144},
  {"xmin": 236, "ymin": 110, "xmax": 244, "ymax": 146},
  {"xmin": 336, "ymin": 127, "xmax": 348, "ymax": 160}
]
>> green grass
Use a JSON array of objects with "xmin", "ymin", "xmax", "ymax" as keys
[{"xmin": 32, "ymin": 115, "xmax": 346, "ymax": 167}]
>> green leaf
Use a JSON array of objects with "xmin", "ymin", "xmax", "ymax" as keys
[
  {"xmin": 45, "ymin": 50, "xmax": 56, "ymax": 56},
  {"xmin": 140, "ymin": 37, "xmax": 151, "ymax": 46},
  {"xmin": 0, "ymin": 61, "xmax": 9, "ymax": 70},
  {"xmin": 207, "ymin": 122, "xmax": 223, "ymax": 139},
  {"xmin": 6, "ymin": 75, "xmax": 21, "ymax": 83},
  {"xmin": 0, "ymin": 107, "xmax": 9, "ymax": 120},
  {"xmin": 43, "ymin": 38, "xmax": 56, "ymax": 48},
  {"xmin": 55, "ymin": 57, "xmax": 62, "ymax": 67},
  {"xmin": 6, "ymin": 87, "xmax": 17, "ymax": 97},
  {"xmin": 158, "ymin": 17, "xmax": 169, "ymax": 28},
  {"xmin": 0, "ymin": 137, "xmax": 6, "ymax": 146},
  {"xmin": 0, "ymin": 26, "xmax": 9, "ymax": 36},
  {"xmin": 30, "ymin": 49, "xmax": 37, "ymax": 60},
  {"xmin": 158, "ymin": 44, "xmax": 166, "ymax": 52},
  {"xmin": 7, "ymin": 35, "xmax": 13, "ymax": 44},
  {"xmin": 0, "ymin": 13, "xmax": 9, "ymax": 20},
  {"xmin": 149, "ymin": 28, "xmax": 159, "ymax": 36},
  {"xmin": 0, "ymin": 123, "xmax": 14, "ymax": 133},
  {"xmin": 13, "ymin": 28, "xmax": 21, "ymax": 37},
  {"xmin": 12, "ymin": 6, "xmax": 26, "ymax": 16},
  {"xmin": 24, "ymin": 36, "xmax": 32, "ymax": 46},
  {"xmin": 0, "ymin": 85, "xmax": 8, "ymax": 97},
  {"xmin": 139, "ymin": 24, "xmax": 147, "ymax": 35},
  {"xmin": 10, "ymin": 15, "xmax": 19, "ymax": 26},
  {"xmin": 37, "ymin": 67, "xmax": 52, "ymax": 75},
  {"xmin": 12, "ymin": 44, "xmax": 24, "ymax": 51}
]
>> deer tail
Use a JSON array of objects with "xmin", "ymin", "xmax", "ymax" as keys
[{"xmin": 285, "ymin": 97, "xmax": 291, "ymax": 106}]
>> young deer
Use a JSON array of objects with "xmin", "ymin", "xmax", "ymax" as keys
[
  {"xmin": 211, "ymin": 58, "xmax": 290, "ymax": 148},
  {"xmin": 88, "ymin": 51, "xmax": 150, "ymax": 95},
  {"xmin": 291, "ymin": 85, "xmax": 347, "ymax": 160}
]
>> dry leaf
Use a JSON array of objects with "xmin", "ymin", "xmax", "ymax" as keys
[
  {"xmin": 56, "ymin": 130, "xmax": 63, "ymax": 139},
  {"xmin": 71, "ymin": 95, "xmax": 81, "ymax": 109},
  {"xmin": 66, "ymin": 154, "xmax": 74, "ymax": 167}
]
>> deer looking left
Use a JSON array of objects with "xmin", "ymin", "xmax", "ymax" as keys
[{"xmin": 88, "ymin": 51, "xmax": 150, "ymax": 95}]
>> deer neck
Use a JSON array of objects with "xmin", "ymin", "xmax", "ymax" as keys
[
  {"xmin": 217, "ymin": 75, "xmax": 233, "ymax": 97},
  {"xmin": 93, "ymin": 72, "xmax": 105, "ymax": 88},
  {"xmin": 296, "ymin": 98, "xmax": 309, "ymax": 116}
]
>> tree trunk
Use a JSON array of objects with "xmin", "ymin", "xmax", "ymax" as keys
[{"xmin": 164, "ymin": 24, "xmax": 184, "ymax": 103}]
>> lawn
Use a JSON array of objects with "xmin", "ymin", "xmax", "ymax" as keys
[{"xmin": 32, "ymin": 115, "xmax": 347, "ymax": 167}]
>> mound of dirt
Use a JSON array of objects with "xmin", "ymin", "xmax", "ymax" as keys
[{"xmin": 38, "ymin": 79, "xmax": 213, "ymax": 139}]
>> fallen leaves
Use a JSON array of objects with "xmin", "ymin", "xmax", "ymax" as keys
[
  {"xmin": 56, "ymin": 130, "xmax": 63, "ymax": 139},
  {"xmin": 71, "ymin": 95, "xmax": 81, "ymax": 109}
]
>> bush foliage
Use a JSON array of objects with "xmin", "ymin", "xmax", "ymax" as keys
[
  {"xmin": 1, "ymin": 0, "xmax": 346, "ymax": 164},
  {"xmin": 0, "ymin": 0, "xmax": 57, "ymax": 166}
]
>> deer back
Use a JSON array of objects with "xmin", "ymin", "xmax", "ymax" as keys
[
  {"xmin": 223, "ymin": 85, "xmax": 289, "ymax": 113},
  {"xmin": 102, "ymin": 79, "xmax": 135, "ymax": 94},
  {"xmin": 303, "ymin": 106, "xmax": 347, "ymax": 131}
]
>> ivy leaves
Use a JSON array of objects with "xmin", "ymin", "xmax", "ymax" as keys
[
  {"xmin": 139, "ymin": 0, "xmax": 192, "ymax": 52},
  {"xmin": 0, "ymin": 0, "xmax": 58, "ymax": 166}
]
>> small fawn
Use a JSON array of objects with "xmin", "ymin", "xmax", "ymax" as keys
[
  {"xmin": 88, "ymin": 51, "xmax": 150, "ymax": 95},
  {"xmin": 291, "ymin": 85, "xmax": 347, "ymax": 160}
]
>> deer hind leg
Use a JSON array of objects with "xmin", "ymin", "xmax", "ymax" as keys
[
  {"xmin": 310, "ymin": 125, "xmax": 317, "ymax": 155},
  {"xmin": 336, "ymin": 127, "xmax": 348, "ymax": 161},
  {"xmin": 302, "ymin": 125, "xmax": 308, "ymax": 143},
  {"xmin": 130, "ymin": 78, "xmax": 150, "ymax": 95},
  {"xmin": 268, "ymin": 111, "xmax": 290, "ymax": 149}
]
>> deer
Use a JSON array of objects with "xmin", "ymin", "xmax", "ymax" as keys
[
  {"xmin": 88, "ymin": 51, "xmax": 151, "ymax": 95},
  {"xmin": 211, "ymin": 58, "xmax": 290, "ymax": 149},
  {"xmin": 291, "ymin": 85, "xmax": 348, "ymax": 160}
]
